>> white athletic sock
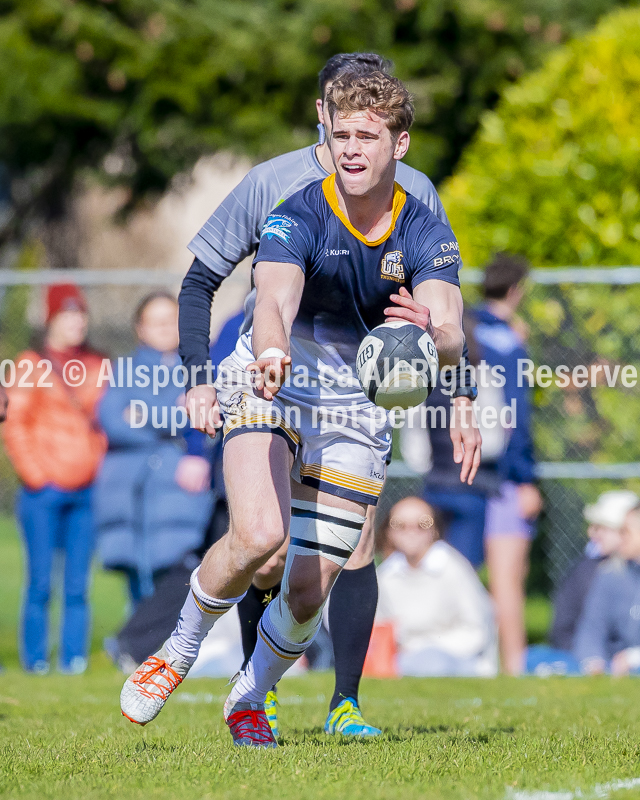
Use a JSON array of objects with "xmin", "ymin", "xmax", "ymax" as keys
[
  {"xmin": 228, "ymin": 595, "xmax": 318, "ymax": 704},
  {"xmin": 166, "ymin": 568, "xmax": 246, "ymax": 665}
]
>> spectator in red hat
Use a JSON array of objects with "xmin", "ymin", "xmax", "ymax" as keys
[{"xmin": 3, "ymin": 283, "xmax": 107, "ymax": 674}]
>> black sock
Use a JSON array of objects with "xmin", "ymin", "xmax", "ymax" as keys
[
  {"xmin": 329, "ymin": 562, "xmax": 378, "ymax": 711},
  {"xmin": 237, "ymin": 582, "xmax": 281, "ymax": 669}
]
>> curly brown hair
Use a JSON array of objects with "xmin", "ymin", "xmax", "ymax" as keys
[{"xmin": 326, "ymin": 70, "xmax": 414, "ymax": 137}]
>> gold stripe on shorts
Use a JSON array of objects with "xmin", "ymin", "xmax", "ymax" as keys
[
  {"xmin": 223, "ymin": 414, "xmax": 300, "ymax": 445},
  {"xmin": 299, "ymin": 462, "xmax": 384, "ymax": 497}
]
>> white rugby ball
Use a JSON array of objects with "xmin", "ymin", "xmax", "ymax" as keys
[{"xmin": 356, "ymin": 321, "xmax": 439, "ymax": 410}]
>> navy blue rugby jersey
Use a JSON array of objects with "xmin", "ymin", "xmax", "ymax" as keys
[{"xmin": 254, "ymin": 173, "xmax": 461, "ymax": 370}]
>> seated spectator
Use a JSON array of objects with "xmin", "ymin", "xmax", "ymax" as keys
[
  {"xmin": 3, "ymin": 284, "xmax": 106, "ymax": 674},
  {"xmin": 550, "ymin": 490, "xmax": 638, "ymax": 651},
  {"xmin": 376, "ymin": 497, "xmax": 498, "ymax": 677},
  {"xmin": 94, "ymin": 292, "xmax": 212, "ymax": 607},
  {"xmin": 574, "ymin": 503, "xmax": 640, "ymax": 675},
  {"xmin": 525, "ymin": 489, "xmax": 638, "ymax": 676}
]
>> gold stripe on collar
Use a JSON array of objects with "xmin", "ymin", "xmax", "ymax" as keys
[{"xmin": 321, "ymin": 173, "xmax": 406, "ymax": 247}]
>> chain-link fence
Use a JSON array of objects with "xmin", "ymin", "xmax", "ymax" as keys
[
  {"xmin": 1, "ymin": 267, "xmax": 639, "ymax": 590},
  {"xmin": 379, "ymin": 268, "xmax": 640, "ymax": 590}
]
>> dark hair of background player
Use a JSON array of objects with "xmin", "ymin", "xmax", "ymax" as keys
[
  {"xmin": 318, "ymin": 52, "xmax": 393, "ymax": 97},
  {"xmin": 482, "ymin": 253, "xmax": 531, "ymax": 300}
]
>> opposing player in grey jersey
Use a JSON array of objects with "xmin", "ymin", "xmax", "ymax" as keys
[{"xmin": 122, "ymin": 53, "xmax": 480, "ymax": 739}]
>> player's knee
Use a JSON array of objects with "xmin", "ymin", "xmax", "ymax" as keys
[
  {"xmin": 286, "ymin": 579, "xmax": 325, "ymax": 625},
  {"xmin": 254, "ymin": 551, "xmax": 286, "ymax": 586},
  {"xmin": 232, "ymin": 521, "xmax": 287, "ymax": 564}
]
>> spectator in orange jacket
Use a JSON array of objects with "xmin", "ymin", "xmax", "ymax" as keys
[
  {"xmin": 0, "ymin": 383, "xmax": 7, "ymax": 673},
  {"xmin": 3, "ymin": 284, "xmax": 106, "ymax": 674}
]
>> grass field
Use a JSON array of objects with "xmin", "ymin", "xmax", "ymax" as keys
[{"xmin": 2, "ymin": 518, "xmax": 640, "ymax": 800}]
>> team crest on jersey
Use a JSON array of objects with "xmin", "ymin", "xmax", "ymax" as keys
[
  {"xmin": 262, "ymin": 215, "xmax": 294, "ymax": 243},
  {"xmin": 380, "ymin": 250, "xmax": 405, "ymax": 282}
]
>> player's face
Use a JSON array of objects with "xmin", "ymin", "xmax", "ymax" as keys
[
  {"xmin": 330, "ymin": 110, "xmax": 409, "ymax": 197},
  {"xmin": 316, "ymin": 87, "xmax": 330, "ymax": 136},
  {"xmin": 317, "ymin": 83, "xmax": 336, "ymax": 140}
]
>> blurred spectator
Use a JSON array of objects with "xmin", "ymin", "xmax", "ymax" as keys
[
  {"xmin": 480, "ymin": 255, "xmax": 542, "ymax": 675},
  {"xmin": 550, "ymin": 490, "xmax": 638, "ymax": 651},
  {"xmin": 574, "ymin": 504, "xmax": 640, "ymax": 676},
  {"xmin": 94, "ymin": 292, "xmax": 212, "ymax": 608},
  {"xmin": 101, "ymin": 308, "xmax": 242, "ymax": 670},
  {"xmin": 3, "ymin": 284, "xmax": 106, "ymax": 674},
  {"xmin": 525, "ymin": 489, "xmax": 637, "ymax": 676},
  {"xmin": 376, "ymin": 497, "xmax": 497, "ymax": 677},
  {"xmin": 0, "ymin": 385, "xmax": 8, "ymax": 422},
  {"xmin": 421, "ymin": 253, "xmax": 541, "ymax": 675}
]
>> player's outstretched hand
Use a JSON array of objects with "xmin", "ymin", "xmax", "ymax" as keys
[
  {"xmin": 248, "ymin": 355, "xmax": 292, "ymax": 401},
  {"xmin": 384, "ymin": 286, "xmax": 435, "ymax": 336},
  {"xmin": 186, "ymin": 384, "xmax": 221, "ymax": 438},
  {"xmin": 450, "ymin": 396, "xmax": 482, "ymax": 485}
]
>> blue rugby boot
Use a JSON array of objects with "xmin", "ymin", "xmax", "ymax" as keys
[{"xmin": 324, "ymin": 697, "xmax": 381, "ymax": 738}]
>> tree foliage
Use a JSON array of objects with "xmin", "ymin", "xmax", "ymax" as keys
[
  {"xmin": 445, "ymin": 8, "xmax": 640, "ymax": 476},
  {"xmin": 442, "ymin": 6, "xmax": 640, "ymax": 267},
  {"xmin": 0, "ymin": 0, "xmax": 633, "ymax": 239}
]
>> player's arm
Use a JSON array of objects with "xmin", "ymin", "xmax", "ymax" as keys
[
  {"xmin": 179, "ymin": 258, "xmax": 225, "ymax": 436},
  {"xmin": 385, "ymin": 280, "xmax": 463, "ymax": 366},
  {"xmin": 385, "ymin": 281, "xmax": 481, "ymax": 485},
  {"xmin": 180, "ymin": 168, "xmax": 270, "ymax": 436},
  {"xmin": 412, "ymin": 280, "xmax": 481, "ymax": 485},
  {"xmin": 248, "ymin": 261, "xmax": 305, "ymax": 401}
]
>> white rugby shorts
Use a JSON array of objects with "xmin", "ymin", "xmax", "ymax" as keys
[{"xmin": 215, "ymin": 332, "xmax": 392, "ymax": 506}]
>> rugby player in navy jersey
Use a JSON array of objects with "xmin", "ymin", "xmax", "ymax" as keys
[{"xmin": 121, "ymin": 70, "xmax": 480, "ymax": 747}]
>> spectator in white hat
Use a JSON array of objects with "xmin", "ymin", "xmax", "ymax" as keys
[
  {"xmin": 575, "ymin": 502, "xmax": 640, "ymax": 675},
  {"xmin": 525, "ymin": 489, "xmax": 638, "ymax": 676},
  {"xmin": 549, "ymin": 490, "xmax": 639, "ymax": 652}
]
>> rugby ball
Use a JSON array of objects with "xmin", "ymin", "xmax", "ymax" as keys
[{"xmin": 356, "ymin": 321, "xmax": 439, "ymax": 410}]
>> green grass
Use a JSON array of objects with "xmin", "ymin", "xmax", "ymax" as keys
[
  {"xmin": 0, "ymin": 516, "xmax": 129, "ymax": 668},
  {"xmin": 4, "ymin": 669, "xmax": 640, "ymax": 800},
  {"xmin": 3, "ymin": 518, "xmax": 640, "ymax": 800}
]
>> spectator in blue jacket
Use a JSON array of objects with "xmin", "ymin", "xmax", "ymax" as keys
[
  {"xmin": 423, "ymin": 253, "xmax": 542, "ymax": 674},
  {"xmin": 102, "ymin": 309, "xmax": 243, "ymax": 669},
  {"xmin": 94, "ymin": 292, "xmax": 212, "ymax": 605},
  {"xmin": 574, "ymin": 503, "xmax": 640, "ymax": 675}
]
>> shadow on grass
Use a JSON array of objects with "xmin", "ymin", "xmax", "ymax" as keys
[
  {"xmin": 278, "ymin": 724, "xmax": 516, "ymax": 747},
  {"xmin": 386, "ymin": 725, "xmax": 516, "ymax": 742}
]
